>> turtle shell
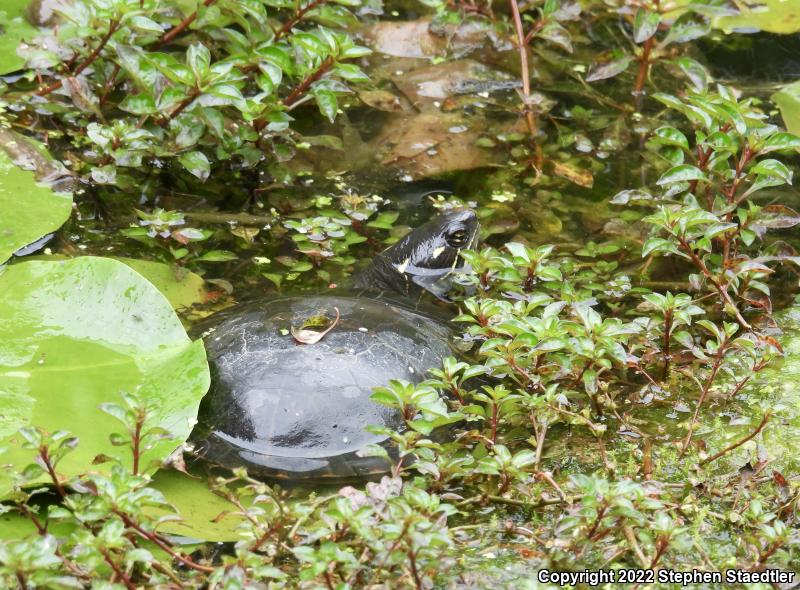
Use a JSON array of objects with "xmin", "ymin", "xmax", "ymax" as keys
[{"xmin": 190, "ymin": 295, "xmax": 453, "ymax": 481}]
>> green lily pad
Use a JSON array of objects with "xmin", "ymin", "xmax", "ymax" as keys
[
  {"xmin": 772, "ymin": 81, "xmax": 800, "ymax": 136},
  {"xmin": 0, "ymin": 130, "xmax": 72, "ymax": 264},
  {"xmin": 114, "ymin": 258, "xmax": 208, "ymax": 311},
  {"xmin": 714, "ymin": 0, "xmax": 800, "ymax": 34},
  {"xmin": 148, "ymin": 469, "xmax": 252, "ymax": 542},
  {"xmin": 0, "ymin": 0, "xmax": 40, "ymax": 75},
  {"xmin": 0, "ymin": 257, "xmax": 210, "ymax": 496}
]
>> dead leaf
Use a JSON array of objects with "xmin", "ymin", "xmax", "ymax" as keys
[
  {"xmin": 552, "ymin": 160, "xmax": 594, "ymax": 188},
  {"xmin": 370, "ymin": 112, "xmax": 507, "ymax": 179},
  {"xmin": 291, "ymin": 307, "xmax": 341, "ymax": 345},
  {"xmin": 358, "ymin": 89, "xmax": 410, "ymax": 112}
]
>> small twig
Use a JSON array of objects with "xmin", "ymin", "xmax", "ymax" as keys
[
  {"xmin": 623, "ymin": 525, "xmax": 649, "ymax": 568},
  {"xmin": 508, "ymin": 0, "xmax": 542, "ymax": 168},
  {"xmin": 701, "ymin": 413, "xmax": 771, "ymax": 466},
  {"xmin": 533, "ymin": 418, "xmax": 547, "ymax": 469},
  {"xmin": 535, "ymin": 471, "xmax": 567, "ymax": 501}
]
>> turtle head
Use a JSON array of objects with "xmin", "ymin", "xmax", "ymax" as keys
[{"xmin": 381, "ymin": 208, "xmax": 480, "ymax": 299}]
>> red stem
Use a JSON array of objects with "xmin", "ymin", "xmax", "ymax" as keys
[
  {"xmin": 282, "ymin": 56, "xmax": 334, "ymax": 107},
  {"xmin": 159, "ymin": 0, "xmax": 216, "ymax": 46},
  {"xmin": 37, "ymin": 20, "xmax": 120, "ymax": 96},
  {"xmin": 276, "ymin": 0, "xmax": 326, "ymax": 39}
]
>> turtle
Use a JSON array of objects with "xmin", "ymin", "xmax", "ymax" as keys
[{"xmin": 190, "ymin": 208, "xmax": 480, "ymax": 481}]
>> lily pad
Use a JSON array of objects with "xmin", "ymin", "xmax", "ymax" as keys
[
  {"xmin": 0, "ymin": 0, "xmax": 40, "ymax": 74},
  {"xmin": 772, "ymin": 80, "xmax": 800, "ymax": 136},
  {"xmin": 0, "ymin": 257, "xmax": 210, "ymax": 496},
  {"xmin": 148, "ymin": 469, "xmax": 252, "ymax": 542},
  {"xmin": 114, "ymin": 258, "xmax": 208, "ymax": 311},
  {"xmin": 0, "ymin": 130, "xmax": 72, "ymax": 264},
  {"xmin": 714, "ymin": 0, "xmax": 800, "ymax": 34}
]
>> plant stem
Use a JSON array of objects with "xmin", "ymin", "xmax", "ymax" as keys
[
  {"xmin": 276, "ymin": 0, "xmax": 326, "ymax": 39},
  {"xmin": 160, "ymin": 0, "xmax": 216, "ymax": 46},
  {"xmin": 680, "ymin": 338, "xmax": 727, "ymax": 455},
  {"xmin": 662, "ymin": 310, "xmax": 673, "ymax": 380},
  {"xmin": 633, "ymin": 35, "xmax": 655, "ymax": 98},
  {"xmin": 508, "ymin": 0, "xmax": 542, "ymax": 168},
  {"xmin": 116, "ymin": 511, "xmax": 215, "ymax": 573},
  {"xmin": 676, "ymin": 235, "xmax": 751, "ymax": 330},
  {"xmin": 701, "ymin": 412, "xmax": 771, "ymax": 465},
  {"xmin": 283, "ymin": 56, "xmax": 334, "ymax": 108},
  {"xmin": 37, "ymin": 21, "xmax": 121, "ymax": 97},
  {"xmin": 40, "ymin": 447, "xmax": 67, "ymax": 498},
  {"xmin": 100, "ymin": 549, "xmax": 136, "ymax": 590}
]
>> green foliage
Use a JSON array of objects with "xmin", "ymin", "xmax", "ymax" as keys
[
  {"xmin": 6, "ymin": 0, "xmax": 371, "ymax": 185},
  {"xmin": 2, "ymin": 1, "xmax": 800, "ymax": 587}
]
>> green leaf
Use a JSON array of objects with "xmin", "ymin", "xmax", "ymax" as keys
[
  {"xmin": 313, "ymin": 89, "xmax": 338, "ymax": 123},
  {"xmin": 633, "ymin": 9, "xmax": 660, "ymax": 43},
  {"xmin": 178, "ymin": 151, "xmax": 210, "ymax": 182},
  {"xmin": 772, "ymin": 81, "xmax": 800, "ymax": 135},
  {"xmin": 186, "ymin": 43, "xmax": 211, "ymax": 81},
  {"xmin": 672, "ymin": 57, "xmax": 709, "ymax": 92},
  {"xmin": 202, "ymin": 83, "xmax": 245, "ymax": 109},
  {"xmin": 0, "ymin": 257, "xmax": 210, "ymax": 496},
  {"xmin": 197, "ymin": 250, "xmax": 237, "ymax": 262},
  {"xmin": 656, "ymin": 164, "xmax": 706, "ymax": 185},
  {"xmin": 0, "ymin": 130, "xmax": 72, "ymax": 264},
  {"xmin": 585, "ymin": 56, "xmax": 633, "ymax": 82},
  {"xmin": 750, "ymin": 159, "xmax": 792, "ymax": 184},
  {"xmin": 662, "ymin": 12, "xmax": 710, "ymax": 45},
  {"xmin": 0, "ymin": 1, "xmax": 40, "ymax": 74},
  {"xmin": 759, "ymin": 132, "xmax": 800, "ymax": 154},
  {"xmin": 119, "ymin": 92, "xmax": 157, "ymax": 115},
  {"xmin": 642, "ymin": 237, "xmax": 679, "ymax": 257},
  {"xmin": 652, "ymin": 127, "xmax": 690, "ymax": 151}
]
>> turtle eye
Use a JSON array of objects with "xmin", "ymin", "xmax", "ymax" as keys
[{"xmin": 446, "ymin": 229, "xmax": 467, "ymax": 248}]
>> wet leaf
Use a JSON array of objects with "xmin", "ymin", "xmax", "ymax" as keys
[
  {"xmin": 662, "ymin": 12, "xmax": 711, "ymax": 45},
  {"xmin": 633, "ymin": 9, "xmax": 660, "ymax": 43},
  {"xmin": 178, "ymin": 151, "xmax": 210, "ymax": 181},
  {"xmin": 0, "ymin": 257, "xmax": 210, "ymax": 496},
  {"xmin": 291, "ymin": 307, "xmax": 340, "ymax": 344},
  {"xmin": 0, "ymin": 0, "xmax": 39, "ymax": 75},
  {"xmin": 656, "ymin": 164, "xmax": 706, "ymax": 185},
  {"xmin": 0, "ymin": 131, "xmax": 72, "ymax": 264},
  {"xmin": 313, "ymin": 89, "xmax": 338, "ymax": 123},
  {"xmin": 114, "ymin": 258, "xmax": 207, "ymax": 310},
  {"xmin": 671, "ymin": 57, "xmax": 709, "ymax": 92},
  {"xmin": 759, "ymin": 132, "xmax": 800, "ymax": 154},
  {"xmin": 585, "ymin": 56, "xmax": 633, "ymax": 82},
  {"xmin": 752, "ymin": 204, "xmax": 800, "ymax": 230}
]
